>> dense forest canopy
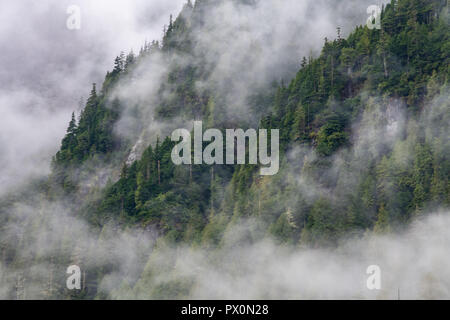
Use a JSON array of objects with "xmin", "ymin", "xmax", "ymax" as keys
[{"xmin": 0, "ymin": 0, "xmax": 448, "ymax": 299}]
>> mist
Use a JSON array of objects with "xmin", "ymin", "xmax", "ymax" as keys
[
  {"xmin": 108, "ymin": 0, "xmax": 390, "ymax": 160},
  {"xmin": 129, "ymin": 211, "xmax": 450, "ymax": 300},
  {"xmin": 0, "ymin": 85, "xmax": 447, "ymax": 299},
  {"xmin": 1, "ymin": 199, "xmax": 449, "ymax": 299},
  {"xmin": 0, "ymin": 0, "xmax": 185, "ymax": 195},
  {"xmin": 0, "ymin": 0, "xmax": 390, "ymax": 190},
  {"xmin": 0, "ymin": 0, "xmax": 447, "ymax": 301}
]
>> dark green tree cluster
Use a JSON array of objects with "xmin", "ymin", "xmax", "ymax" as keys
[
  {"xmin": 80, "ymin": 0, "xmax": 449, "ymax": 248},
  {"xmin": 222, "ymin": 0, "xmax": 449, "ymax": 246},
  {"xmin": 2, "ymin": 0, "xmax": 447, "ymax": 299}
]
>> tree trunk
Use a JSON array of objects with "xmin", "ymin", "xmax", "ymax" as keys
[{"xmin": 157, "ymin": 160, "xmax": 161, "ymax": 185}]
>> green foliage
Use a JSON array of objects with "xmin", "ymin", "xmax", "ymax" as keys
[
  {"xmin": 74, "ymin": 0, "xmax": 449, "ymax": 248},
  {"xmin": 3, "ymin": 0, "xmax": 447, "ymax": 299}
]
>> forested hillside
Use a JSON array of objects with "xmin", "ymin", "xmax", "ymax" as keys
[{"xmin": 0, "ymin": 0, "xmax": 448, "ymax": 299}]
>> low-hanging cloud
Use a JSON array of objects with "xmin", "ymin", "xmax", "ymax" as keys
[
  {"xmin": 0, "ymin": 0, "xmax": 185, "ymax": 196},
  {"xmin": 128, "ymin": 211, "xmax": 450, "ymax": 300},
  {"xmin": 107, "ymin": 0, "xmax": 390, "ymax": 161},
  {"xmin": 0, "ymin": 0, "xmax": 447, "ymax": 301}
]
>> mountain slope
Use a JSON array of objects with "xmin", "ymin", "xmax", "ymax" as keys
[{"xmin": 0, "ymin": 0, "xmax": 448, "ymax": 299}]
